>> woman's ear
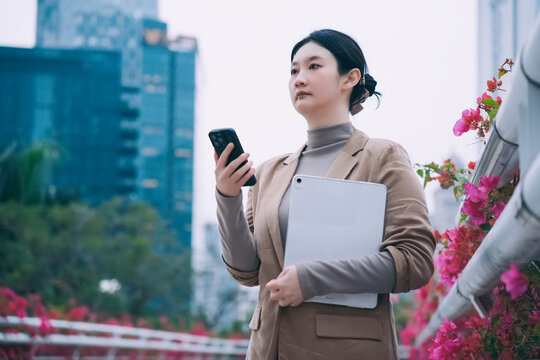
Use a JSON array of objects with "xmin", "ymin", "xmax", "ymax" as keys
[{"xmin": 342, "ymin": 68, "xmax": 361, "ymax": 90}]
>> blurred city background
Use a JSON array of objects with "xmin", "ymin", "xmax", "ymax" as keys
[{"xmin": 0, "ymin": 0, "xmax": 539, "ymax": 358}]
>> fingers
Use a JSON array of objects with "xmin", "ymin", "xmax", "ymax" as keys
[
  {"xmin": 213, "ymin": 150, "xmax": 218, "ymax": 165},
  {"xmin": 223, "ymin": 152, "xmax": 251, "ymax": 178},
  {"xmin": 266, "ymin": 280, "xmax": 278, "ymax": 292},
  {"xmin": 231, "ymin": 160, "xmax": 253, "ymax": 184},
  {"xmin": 236, "ymin": 167, "xmax": 256, "ymax": 185},
  {"xmin": 215, "ymin": 143, "xmax": 234, "ymax": 169}
]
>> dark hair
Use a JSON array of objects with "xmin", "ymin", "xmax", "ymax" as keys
[{"xmin": 291, "ymin": 29, "xmax": 380, "ymax": 112}]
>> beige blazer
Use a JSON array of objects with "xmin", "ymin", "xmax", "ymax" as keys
[{"xmin": 224, "ymin": 129, "xmax": 436, "ymax": 360}]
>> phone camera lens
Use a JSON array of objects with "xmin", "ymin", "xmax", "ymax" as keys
[{"xmin": 296, "ymin": 178, "xmax": 302, "ymax": 183}]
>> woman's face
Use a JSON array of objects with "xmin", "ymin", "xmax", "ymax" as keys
[{"xmin": 289, "ymin": 41, "xmax": 344, "ymax": 116}]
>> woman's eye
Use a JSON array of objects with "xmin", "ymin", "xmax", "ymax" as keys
[
  {"xmin": 290, "ymin": 69, "xmax": 298, "ymax": 75},
  {"xmin": 309, "ymin": 64, "xmax": 321, "ymax": 69}
]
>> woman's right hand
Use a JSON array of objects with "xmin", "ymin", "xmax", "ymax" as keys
[{"xmin": 214, "ymin": 143, "xmax": 256, "ymax": 197}]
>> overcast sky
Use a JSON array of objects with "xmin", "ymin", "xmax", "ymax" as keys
[{"xmin": 0, "ymin": 0, "xmax": 483, "ymax": 250}]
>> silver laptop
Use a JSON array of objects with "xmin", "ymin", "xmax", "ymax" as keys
[{"xmin": 284, "ymin": 175, "xmax": 387, "ymax": 309}]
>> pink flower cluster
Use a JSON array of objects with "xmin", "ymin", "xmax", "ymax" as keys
[
  {"xmin": 0, "ymin": 288, "xmax": 28, "ymax": 318},
  {"xmin": 427, "ymin": 318, "xmax": 463, "ymax": 359},
  {"xmin": 434, "ymin": 226, "xmax": 486, "ymax": 287},
  {"xmin": 453, "ymin": 108, "xmax": 484, "ymax": 136},
  {"xmin": 462, "ymin": 175, "xmax": 505, "ymax": 226}
]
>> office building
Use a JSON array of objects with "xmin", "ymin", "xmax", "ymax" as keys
[
  {"xmin": 0, "ymin": 46, "xmax": 133, "ymax": 203},
  {"xmin": 36, "ymin": 1, "xmax": 197, "ymax": 249},
  {"xmin": 477, "ymin": 0, "xmax": 540, "ymax": 93},
  {"xmin": 139, "ymin": 20, "xmax": 197, "ymax": 247},
  {"xmin": 37, "ymin": 0, "xmax": 157, "ymax": 88}
]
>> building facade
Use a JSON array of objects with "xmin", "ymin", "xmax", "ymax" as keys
[
  {"xmin": 36, "ymin": 0, "xmax": 157, "ymax": 88},
  {"xmin": 0, "ymin": 46, "xmax": 131, "ymax": 203},
  {"xmin": 139, "ymin": 20, "xmax": 197, "ymax": 248},
  {"xmin": 35, "ymin": 0, "xmax": 197, "ymax": 249},
  {"xmin": 477, "ymin": 0, "xmax": 540, "ymax": 93}
]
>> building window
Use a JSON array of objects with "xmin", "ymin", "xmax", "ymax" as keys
[
  {"xmin": 175, "ymin": 149, "xmax": 192, "ymax": 158},
  {"xmin": 145, "ymin": 84, "xmax": 156, "ymax": 93},
  {"xmin": 143, "ymin": 126, "xmax": 164, "ymax": 134},
  {"xmin": 141, "ymin": 147, "xmax": 159, "ymax": 156},
  {"xmin": 142, "ymin": 179, "xmax": 159, "ymax": 188},
  {"xmin": 175, "ymin": 128, "xmax": 193, "ymax": 137}
]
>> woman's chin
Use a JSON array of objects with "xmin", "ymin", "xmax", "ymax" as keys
[{"xmin": 293, "ymin": 103, "xmax": 316, "ymax": 117}]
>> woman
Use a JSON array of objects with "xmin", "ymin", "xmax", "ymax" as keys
[{"xmin": 214, "ymin": 29, "xmax": 436, "ymax": 359}]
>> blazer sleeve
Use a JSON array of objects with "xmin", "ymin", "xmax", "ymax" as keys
[
  {"xmin": 220, "ymin": 185, "xmax": 260, "ymax": 287},
  {"xmin": 377, "ymin": 142, "xmax": 436, "ymax": 293}
]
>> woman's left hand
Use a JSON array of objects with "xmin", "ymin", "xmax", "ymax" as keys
[{"xmin": 266, "ymin": 265, "xmax": 304, "ymax": 307}]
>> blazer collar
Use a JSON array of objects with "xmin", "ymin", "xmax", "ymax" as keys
[
  {"xmin": 267, "ymin": 128, "xmax": 370, "ymax": 269},
  {"xmin": 282, "ymin": 129, "xmax": 369, "ymax": 165}
]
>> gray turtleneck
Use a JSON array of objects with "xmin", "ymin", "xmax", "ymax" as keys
[{"xmin": 216, "ymin": 122, "xmax": 396, "ymax": 300}]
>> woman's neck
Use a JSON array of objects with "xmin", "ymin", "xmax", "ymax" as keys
[{"xmin": 303, "ymin": 105, "xmax": 351, "ymax": 130}]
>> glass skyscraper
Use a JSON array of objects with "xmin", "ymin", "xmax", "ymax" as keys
[
  {"xmin": 0, "ymin": 47, "xmax": 131, "ymax": 203},
  {"xmin": 35, "ymin": 0, "xmax": 197, "ymax": 249},
  {"xmin": 37, "ymin": 0, "xmax": 158, "ymax": 88},
  {"xmin": 139, "ymin": 19, "xmax": 197, "ymax": 248}
]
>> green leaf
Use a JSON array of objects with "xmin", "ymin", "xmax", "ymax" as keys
[
  {"xmin": 482, "ymin": 98, "xmax": 500, "ymax": 108},
  {"xmin": 425, "ymin": 163, "xmax": 439, "ymax": 171},
  {"xmin": 423, "ymin": 170, "xmax": 431, "ymax": 189},
  {"xmin": 489, "ymin": 108, "xmax": 498, "ymax": 120},
  {"xmin": 460, "ymin": 213, "xmax": 468, "ymax": 223},
  {"xmin": 416, "ymin": 169, "xmax": 424, "ymax": 178}
]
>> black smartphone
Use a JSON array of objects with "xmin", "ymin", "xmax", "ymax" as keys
[{"xmin": 209, "ymin": 128, "xmax": 257, "ymax": 186}]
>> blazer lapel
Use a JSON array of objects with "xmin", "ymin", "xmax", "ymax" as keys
[
  {"xmin": 325, "ymin": 129, "xmax": 369, "ymax": 179},
  {"xmin": 266, "ymin": 144, "xmax": 305, "ymax": 269}
]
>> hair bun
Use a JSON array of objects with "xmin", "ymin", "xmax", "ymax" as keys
[{"xmin": 364, "ymin": 74, "xmax": 377, "ymax": 96}]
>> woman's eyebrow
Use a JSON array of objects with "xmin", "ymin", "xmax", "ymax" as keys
[{"xmin": 291, "ymin": 56, "xmax": 323, "ymax": 66}]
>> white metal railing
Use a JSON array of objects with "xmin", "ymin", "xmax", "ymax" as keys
[
  {"xmin": 0, "ymin": 315, "xmax": 248, "ymax": 359},
  {"xmin": 415, "ymin": 14, "xmax": 540, "ymax": 346}
]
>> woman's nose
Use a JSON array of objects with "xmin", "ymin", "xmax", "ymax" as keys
[{"xmin": 294, "ymin": 70, "xmax": 306, "ymax": 87}]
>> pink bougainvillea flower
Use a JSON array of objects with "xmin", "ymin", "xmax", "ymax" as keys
[
  {"xmin": 464, "ymin": 182, "xmax": 487, "ymax": 203},
  {"xmin": 67, "ymin": 306, "xmax": 90, "ymax": 321},
  {"xmin": 490, "ymin": 201, "xmax": 506, "ymax": 219},
  {"xmin": 478, "ymin": 175, "xmax": 500, "ymax": 191},
  {"xmin": 453, "ymin": 109, "xmax": 484, "ymax": 136},
  {"xmin": 453, "ymin": 118, "xmax": 470, "ymax": 136},
  {"xmin": 400, "ymin": 324, "xmax": 417, "ymax": 345},
  {"xmin": 487, "ymin": 77, "xmax": 502, "ymax": 92},
  {"xmin": 38, "ymin": 316, "xmax": 54, "ymax": 336},
  {"xmin": 468, "ymin": 161, "xmax": 476, "ymax": 170},
  {"xmin": 436, "ymin": 226, "xmax": 486, "ymax": 286},
  {"xmin": 461, "ymin": 175, "xmax": 502, "ymax": 226},
  {"xmin": 428, "ymin": 318, "xmax": 464, "ymax": 359},
  {"xmin": 461, "ymin": 201, "xmax": 486, "ymax": 226},
  {"xmin": 500, "ymin": 263, "xmax": 529, "ymax": 299}
]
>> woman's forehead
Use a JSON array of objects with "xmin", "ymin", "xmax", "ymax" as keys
[{"xmin": 291, "ymin": 42, "xmax": 334, "ymax": 65}]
